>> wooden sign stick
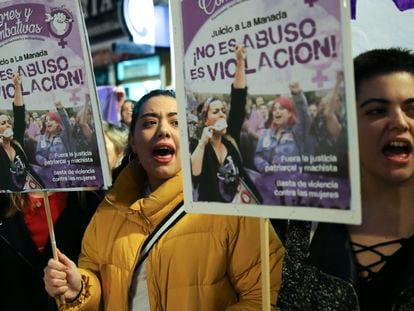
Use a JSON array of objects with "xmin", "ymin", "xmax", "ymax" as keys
[
  {"xmin": 260, "ymin": 217, "xmax": 271, "ymax": 311},
  {"xmin": 43, "ymin": 191, "xmax": 66, "ymax": 306}
]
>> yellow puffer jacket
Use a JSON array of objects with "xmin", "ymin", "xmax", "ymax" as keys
[{"xmin": 63, "ymin": 159, "xmax": 284, "ymax": 311}]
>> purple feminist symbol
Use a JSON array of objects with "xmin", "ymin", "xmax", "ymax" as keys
[
  {"xmin": 393, "ymin": 0, "xmax": 414, "ymax": 11},
  {"xmin": 304, "ymin": 28, "xmax": 339, "ymax": 89},
  {"xmin": 304, "ymin": 0, "xmax": 318, "ymax": 7},
  {"xmin": 311, "ymin": 69, "xmax": 328, "ymax": 88},
  {"xmin": 352, "ymin": 0, "xmax": 414, "ymax": 19},
  {"xmin": 69, "ymin": 91, "xmax": 81, "ymax": 105},
  {"xmin": 45, "ymin": 9, "xmax": 73, "ymax": 48}
]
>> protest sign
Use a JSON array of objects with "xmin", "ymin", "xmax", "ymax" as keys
[
  {"xmin": 171, "ymin": 0, "xmax": 361, "ymax": 224},
  {"xmin": 0, "ymin": 0, "xmax": 111, "ymax": 192}
]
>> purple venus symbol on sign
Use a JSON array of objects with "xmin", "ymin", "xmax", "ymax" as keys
[{"xmin": 45, "ymin": 9, "xmax": 73, "ymax": 48}]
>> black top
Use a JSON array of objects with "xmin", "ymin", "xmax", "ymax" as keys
[
  {"xmin": 0, "ymin": 105, "xmax": 43, "ymax": 191},
  {"xmin": 0, "ymin": 191, "xmax": 103, "ymax": 311},
  {"xmin": 276, "ymin": 221, "xmax": 414, "ymax": 311},
  {"xmin": 191, "ymin": 86, "xmax": 261, "ymax": 203}
]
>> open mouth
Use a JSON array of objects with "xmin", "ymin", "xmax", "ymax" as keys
[
  {"xmin": 153, "ymin": 144, "xmax": 175, "ymax": 162},
  {"xmin": 383, "ymin": 140, "xmax": 412, "ymax": 160},
  {"xmin": 274, "ymin": 115, "xmax": 283, "ymax": 122}
]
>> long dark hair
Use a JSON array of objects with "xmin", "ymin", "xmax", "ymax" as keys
[{"xmin": 112, "ymin": 89, "xmax": 176, "ymax": 181}]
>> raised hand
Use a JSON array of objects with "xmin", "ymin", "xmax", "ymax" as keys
[
  {"xmin": 235, "ymin": 44, "xmax": 245, "ymax": 62},
  {"xmin": 54, "ymin": 101, "xmax": 64, "ymax": 110},
  {"xmin": 288, "ymin": 82, "xmax": 301, "ymax": 95},
  {"xmin": 12, "ymin": 73, "xmax": 21, "ymax": 86},
  {"xmin": 233, "ymin": 44, "xmax": 246, "ymax": 89},
  {"xmin": 12, "ymin": 73, "xmax": 23, "ymax": 106},
  {"xmin": 336, "ymin": 71, "xmax": 344, "ymax": 83}
]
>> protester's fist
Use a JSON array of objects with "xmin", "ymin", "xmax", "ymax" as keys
[
  {"xmin": 84, "ymin": 93, "xmax": 90, "ymax": 104},
  {"xmin": 12, "ymin": 73, "xmax": 20, "ymax": 86},
  {"xmin": 235, "ymin": 44, "xmax": 245, "ymax": 62},
  {"xmin": 52, "ymin": 12, "xmax": 69, "ymax": 35},
  {"xmin": 336, "ymin": 71, "xmax": 344, "ymax": 83},
  {"xmin": 54, "ymin": 101, "xmax": 64, "ymax": 110},
  {"xmin": 44, "ymin": 250, "xmax": 82, "ymax": 302},
  {"xmin": 289, "ymin": 82, "xmax": 301, "ymax": 95}
]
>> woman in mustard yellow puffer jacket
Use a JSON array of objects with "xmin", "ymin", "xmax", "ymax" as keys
[{"xmin": 44, "ymin": 89, "xmax": 284, "ymax": 311}]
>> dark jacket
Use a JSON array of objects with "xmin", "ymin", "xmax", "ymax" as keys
[
  {"xmin": 0, "ymin": 191, "xmax": 103, "ymax": 311},
  {"xmin": 276, "ymin": 221, "xmax": 414, "ymax": 311},
  {"xmin": 0, "ymin": 105, "xmax": 43, "ymax": 191}
]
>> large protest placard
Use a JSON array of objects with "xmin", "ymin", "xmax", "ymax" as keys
[
  {"xmin": 171, "ymin": 0, "xmax": 361, "ymax": 224},
  {"xmin": 0, "ymin": 0, "xmax": 111, "ymax": 192}
]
